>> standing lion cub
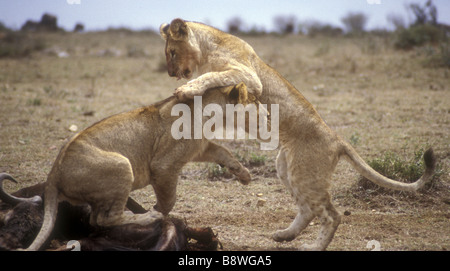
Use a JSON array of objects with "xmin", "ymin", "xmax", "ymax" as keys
[{"xmin": 160, "ymin": 18, "xmax": 436, "ymax": 250}]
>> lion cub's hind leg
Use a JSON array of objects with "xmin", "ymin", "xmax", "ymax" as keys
[
  {"xmin": 63, "ymin": 148, "xmax": 163, "ymax": 227},
  {"xmin": 93, "ymin": 201, "xmax": 163, "ymax": 227},
  {"xmin": 273, "ymin": 150, "xmax": 316, "ymax": 242},
  {"xmin": 272, "ymin": 148, "xmax": 341, "ymax": 250},
  {"xmin": 273, "ymin": 192, "xmax": 340, "ymax": 251},
  {"xmin": 272, "ymin": 201, "xmax": 315, "ymax": 242},
  {"xmin": 275, "ymin": 150, "xmax": 290, "ymax": 192},
  {"xmin": 91, "ymin": 154, "xmax": 163, "ymax": 227},
  {"xmin": 299, "ymin": 200, "xmax": 341, "ymax": 251}
]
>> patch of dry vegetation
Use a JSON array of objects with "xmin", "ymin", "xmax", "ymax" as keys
[{"xmin": 0, "ymin": 30, "xmax": 448, "ymax": 250}]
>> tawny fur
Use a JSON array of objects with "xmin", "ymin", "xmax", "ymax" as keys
[
  {"xmin": 25, "ymin": 84, "xmax": 254, "ymax": 250},
  {"xmin": 160, "ymin": 18, "xmax": 437, "ymax": 250}
]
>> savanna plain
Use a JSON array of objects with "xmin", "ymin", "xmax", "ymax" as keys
[{"xmin": 0, "ymin": 30, "xmax": 448, "ymax": 250}]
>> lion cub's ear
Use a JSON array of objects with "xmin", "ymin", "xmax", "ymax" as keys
[
  {"xmin": 159, "ymin": 23, "xmax": 170, "ymax": 40},
  {"xmin": 168, "ymin": 18, "xmax": 189, "ymax": 41},
  {"xmin": 228, "ymin": 83, "xmax": 249, "ymax": 105}
]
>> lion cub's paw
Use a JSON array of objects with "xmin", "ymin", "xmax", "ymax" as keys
[
  {"xmin": 174, "ymin": 83, "xmax": 200, "ymax": 100},
  {"xmin": 272, "ymin": 229, "xmax": 296, "ymax": 243},
  {"xmin": 174, "ymin": 89, "xmax": 191, "ymax": 101},
  {"xmin": 125, "ymin": 210, "xmax": 164, "ymax": 226}
]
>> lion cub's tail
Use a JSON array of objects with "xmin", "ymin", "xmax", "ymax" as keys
[
  {"xmin": 25, "ymin": 184, "xmax": 59, "ymax": 251},
  {"xmin": 342, "ymin": 141, "xmax": 436, "ymax": 192}
]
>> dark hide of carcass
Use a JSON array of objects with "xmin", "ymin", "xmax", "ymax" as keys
[{"xmin": 0, "ymin": 175, "xmax": 220, "ymax": 251}]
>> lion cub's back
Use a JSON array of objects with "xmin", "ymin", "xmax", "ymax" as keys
[{"xmin": 66, "ymin": 106, "xmax": 162, "ymax": 157}]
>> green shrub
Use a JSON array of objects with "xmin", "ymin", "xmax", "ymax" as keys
[
  {"xmin": 249, "ymin": 153, "xmax": 267, "ymax": 167},
  {"xmin": 394, "ymin": 24, "xmax": 445, "ymax": 50},
  {"xmin": 207, "ymin": 164, "xmax": 232, "ymax": 180}
]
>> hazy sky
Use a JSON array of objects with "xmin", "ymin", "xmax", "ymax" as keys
[{"xmin": 1, "ymin": 0, "xmax": 449, "ymax": 32}]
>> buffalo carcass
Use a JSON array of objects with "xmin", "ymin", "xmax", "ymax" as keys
[{"xmin": 0, "ymin": 173, "xmax": 220, "ymax": 251}]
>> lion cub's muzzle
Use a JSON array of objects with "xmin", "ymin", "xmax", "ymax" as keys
[
  {"xmin": 168, "ymin": 68, "xmax": 192, "ymax": 80},
  {"xmin": 182, "ymin": 68, "xmax": 192, "ymax": 79},
  {"xmin": 167, "ymin": 63, "xmax": 191, "ymax": 80}
]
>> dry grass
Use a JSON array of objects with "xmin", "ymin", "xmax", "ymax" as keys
[{"xmin": 0, "ymin": 31, "xmax": 449, "ymax": 251}]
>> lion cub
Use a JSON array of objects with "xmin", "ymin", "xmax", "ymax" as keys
[
  {"xmin": 160, "ymin": 18, "xmax": 436, "ymax": 250},
  {"xmin": 24, "ymin": 83, "xmax": 254, "ymax": 250}
]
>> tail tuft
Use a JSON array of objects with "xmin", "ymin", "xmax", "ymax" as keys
[{"xmin": 423, "ymin": 148, "xmax": 436, "ymax": 171}]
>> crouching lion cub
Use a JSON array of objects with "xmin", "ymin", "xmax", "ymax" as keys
[
  {"xmin": 19, "ymin": 83, "xmax": 254, "ymax": 250},
  {"xmin": 160, "ymin": 18, "xmax": 437, "ymax": 250}
]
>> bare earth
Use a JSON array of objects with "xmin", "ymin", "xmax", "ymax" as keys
[{"xmin": 0, "ymin": 31, "xmax": 448, "ymax": 251}]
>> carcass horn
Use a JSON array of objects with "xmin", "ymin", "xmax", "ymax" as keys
[{"xmin": 0, "ymin": 173, "xmax": 42, "ymax": 206}]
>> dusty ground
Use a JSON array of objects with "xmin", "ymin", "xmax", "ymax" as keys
[{"xmin": 0, "ymin": 31, "xmax": 448, "ymax": 251}]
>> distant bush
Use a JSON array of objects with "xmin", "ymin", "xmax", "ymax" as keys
[
  {"xmin": 408, "ymin": 0, "xmax": 437, "ymax": 26},
  {"xmin": 308, "ymin": 24, "xmax": 343, "ymax": 37},
  {"xmin": 394, "ymin": 0, "xmax": 445, "ymax": 50},
  {"xmin": 299, "ymin": 20, "xmax": 343, "ymax": 37},
  {"xmin": 273, "ymin": 15, "xmax": 297, "ymax": 34},
  {"xmin": 21, "ymin": 13, "xmax": 61, "ymax": 32},
  {"xmin": 392, "ymin": 0, "xmax": 449, "ymax": 67},
  {"xmin": 73, "ymin": 23, "xmax": 84, "ymax": 33},
  {"xmin": 227, "ymin": 16, "xmax": 244, "ymax": 34},
  {"xmin": 387, "ymin": 13, "xmax": 406, "ymax": 31},
  {"xmin": 0, "ymin": 22, "xmax": 9, "ymax": 32},
  {"xmin": 394, "ymin": 24, "xmax": 445, "ymax": 50},
  {"xmin": 341, "ymin": 12, "xmax": 368, "ymax": 35},
  {"xmin": 0, "ymin": 31, "xmax": 46, "ymax": 58}
]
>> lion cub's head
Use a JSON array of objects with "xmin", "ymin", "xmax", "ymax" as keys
[{"xmin": 160, "ymin": 18, "xmax": 200, "ymax": 80}]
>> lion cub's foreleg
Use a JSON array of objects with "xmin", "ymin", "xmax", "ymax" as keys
[
  {"xmin": 151, "ymin": 171, "xmax": 179, "ymax": 215},
  {"xmin": 193, "ymin": 141, "xmax": 251, "ymax": 185},
  {"xmin": 175, "ymin": 68, "xmax": 262, "ymax": 100},
  {"xmin": 150, "ymin": 141, "xmax": 250, "ymax": 216}
]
